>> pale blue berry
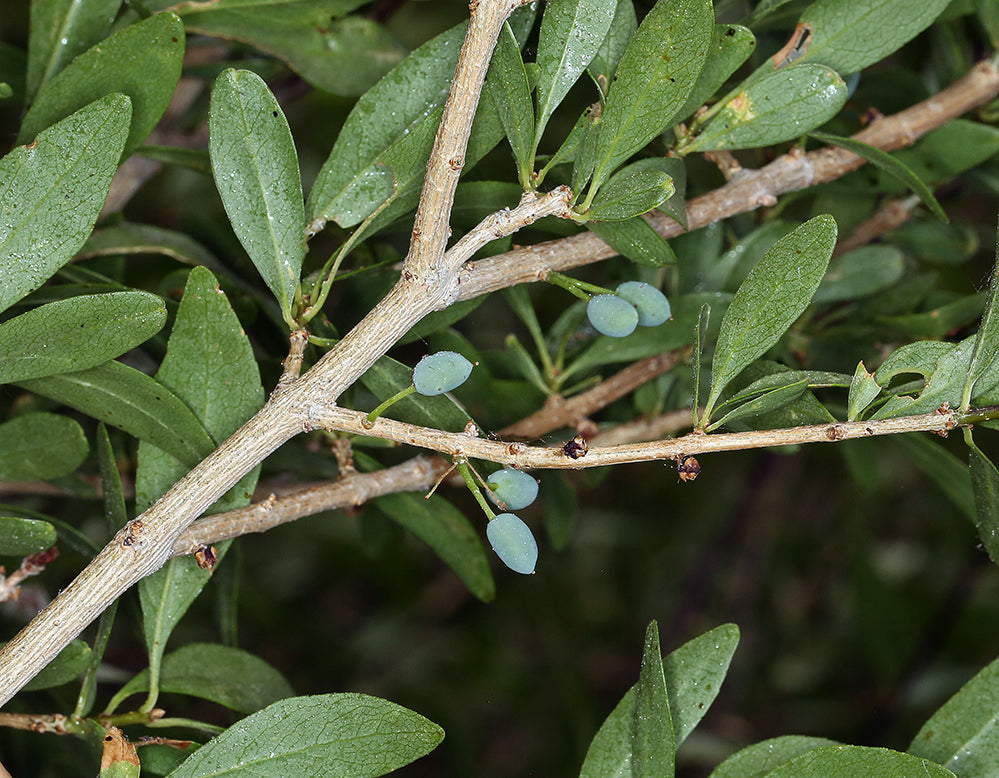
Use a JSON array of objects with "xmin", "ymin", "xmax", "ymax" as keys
[
  {"xmin": 587, "ymin": 294, "xmax": 638, "ymax": 338},
  {"xmin": 615, "ymin": 281, "xmax": 671, "ymax": 327},
  {"xmin": 486, "ymin": 513, "xmax": 538, "ymax": 574},
  {"xmin": 412, "ymin": 351, "xmax": 473, "ymax": 396},
  {"xmin": 486, "ymin": 468, "xmax": 538, "ymax": 511}
]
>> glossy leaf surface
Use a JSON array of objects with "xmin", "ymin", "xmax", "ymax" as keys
[
  {"xmin": 165, "ymin": 693, "xmax": 443, "ymax": 777},
  {"xmin": 585, "ymin": 0, "xmax": 713, "ymax": 195},
  {"xmin": 17, "ymin": 361, "xmax": 214, "ymax": 469},
  {"xmin": 0, "ymin": 292, "xmax": 166, "ymax": 384},
  {"xmin": 704, "ymin": 215, "xmax": 837, "ymax": 420},
  {"xmin": 209, "ymin": 69, "xmax": 305, "ymax": 320},
  {"xmin": 486, "ymin": 22, "xmax": 534, "ymax": 183},
  {"xmin": 0, "ymin": 94, "xmax": 129, "ymax": 315},
  {"xmin": 683, "ymin": 65, "xmax": 846, "ymax": 153},
  {"xmin": 25, "ymin": 0, "xmax": 121, "ymax": 101},
  {"xmin": 800, "ymin": 0, "xmax": 952, "ymax": 74},
  {"xmin": 675, "ymin": 23, "xmax": 756, "ymax": 122},
  {"xmin": 764, "ymin": 745, "xmax": 955, "ymax": 776},
  {"xmin": 589, "ymin": 217, "xmax": 677, "ymax": 266},
  {"xmin": 709, "ymin": 736, "xmax": 842, "ymax": 777},
  {"xmin": 579, "ymin": 165, "xmax": 674, "ymax": 222},
  {"xmin": 0, "ymin": 516, "xmax": 57, "ymax": 556},
  {"xmin": 587, "ymin": 0, "xmax": 637, "ymax": 87},
  {"xmin": 19, "ymin": 13, "xmax": 183, "ymax": 157}
]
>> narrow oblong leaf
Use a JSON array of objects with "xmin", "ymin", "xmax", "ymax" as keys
[
  {"xmin": 765, "ymin": 745, "xmax": 955, "ymax": 777},
  {"xmin": 0, "ymin": 292, "xmax": 166, "ymax": 384},
  {"xmin": 17, "ymin": 361, "xmax": 214, "ymax": 469},
  {"xmin": 306, "ymin": 23, "xmax": 466, "ymax": 228},
  {"xmin": 0, "ymin": 93, "xmax": 130, "ymax": 315},
  {"xmin": 110, "ymin": 643, "xmax": 294, "ymax": 714},
  {"xmin": 968, "ymin": 436, "xmax": 999, "ymax": 565},
  {"xmin": 137, "ymin": 267, "xmax": 264, "ymax": 695},
  {"xmin": 0, "ymin": 516, "xmax": 58, "ymax": 557},
  {"xmin": 165, "ymin": 693, "xmax": 443, "ymax": 778},
  {"xmin": 26, "ymin": 0, "xmax": 122, "ymax": 101},
  {"xmin": 704, "ymin": 215, "xmax": 837, "ymax": 421},
  {"xmin": 374, "ymin": 492, "xmax": 495, "ymax": 602},
  {"xmin": 908, "ymin": 651, "xmax": 999, "ymax": 772},
  {"xmin": 963, "ymin": 226, "xmax": 999, "ymax": 408},
  {"xmin": 585, "ymin": 0, "xmax": 714, "ymax": 195},
  {"xmin": 534, "ymin": 0, "xmax": 617, "ymax": 145},
  {"xmin": 587, "ymin": 0, "xmax": 637, "ymax": 87},
  {"xmin": 813, "ymin": 245, "xmax": 905, "ymax": 304},
  {"xmin": 19, "ymin": 13, "xmax": 184, "ymax": 158},
  {"xmin": 180, "ymin": 1, "xmax": 405, "ymax": 97},
  {"xmin": 800, "ymin": 0, "xmax": 952, "ymax": 74},
  {"xmin": 209, "ymin": 69, "xmax": 305, "ymax": 320},
  {"xmin": 675, "ymin": 23, "xmax": 756, "ymax": 123},
  {"xmin": 486, "ymin": 22, "xmax": 534, "ymax": 184},
  {"xmin": 632, "ymin": 621, "xmax": 674, "ymax": 778},
  {"xmin": 707, "ymin": 380, "xmax": 808, "ymax": 431},
  {"xmin": 588, "ymin": 217, "xmax": 677, "ymax": 267},
  {"xmin": 0, "ymin": 412, "xmax": 88, "ymax": 481},
  {"xmin": 682, "ymin": 65, "xmax": 846, "ymax": 154},
  {"xmin": 709, "ymin": 736, "xmax": 842, "ymax": 777},
  {"xmin": 579, "ymin": 166, "xmax": 674, "ymax": 222},
  {"xmin": 810, "ymin": 131, "xmax": 947, "ymax": 222}
]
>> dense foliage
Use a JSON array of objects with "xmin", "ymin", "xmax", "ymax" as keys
[{"xmin": 3, "ymin": 0, "xmax": 999, "ymax": 776}]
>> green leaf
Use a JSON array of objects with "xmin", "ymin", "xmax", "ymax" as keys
[
  {"xmin": 19, "ymin": 13, "xmax": 184, "ymax": 158},
  {"xmin": 17, "ymin": 361, "xmax": 215, "ymax": 469},
  {"xmin": 872, "ymin": 337, "xmax": 974, "ymax": 419},
  {"xmin": 534, "ymin": 0, "xmax": 617, "ymax": 147},
  {"xmin": 0, "ymin": 292, "xmax": 166, "ymax": 384},
  {"xmin": 486, "ymin": 22, "xmax": 534, "ymax": 185},
  {"xmin": 968, "ymin": 435, "xmax": 999, "ymax": 565},
  {"xmin": 812, "ymin": 245, "xmax": 905, "ymax": 304},
  {"xmin": 137, "ymin": 267, "xmax": 264, "ymax": 699},
  {"xmin": 209, "ymin": 69, "xmax": 306, "ymax": 321},
  {"xmin": 810, "ymin": 132, "xmax": 947, "ymax": 222},
  {"xmin": 25, "ymin": 0, "xmax": 122, "ymax": 102},
  {"xmin": 580, "ymin": 687, "xmax": 636, "ymax": 778},
  {"xmin": 908, "ymin": 651, "xmax": 999, "ymax": 773},
  {"xmin": 587, "ymin": 0, "xmax": 637, "ymax": 87},
  {"xmin": 0, "ymin": 516, "xmax": 58, "ymax": 556},
  {"xmin": 0, "ymin": 93, "xmax": 130, "ymax": 315},
  {"xmin": 585, "ymin": 0, "xmax": 714, "ymax": 196},
  {"xmin": 675, "ymin": 24, "xmax": 756, "ymax": 123},
  {"xmin": 373, "ymin": 492, "xmax": 495, "ymax": 603},
  {"xmin": 306, "ymin": 22, "xmax": 466, "ymax": 229},
  {"xmin": 708, "ymin": 736, "xmax": 842, "ymax": 777},
  {"xmin": 707, "ymin": 380, "xmax": 808, "ymax": 431},
  {"xmin": 164, "ymin": 693, "xmax": 443, "ymax": 777},
  {"xmin": 360, "ymin": 355, "xmax": 472, "ymax": 433},
  {"xmin": 74, "ymin": 599, "xmax": 117, "ymax": 719},
  {"xmin": 589, "ymin": 217, "xmax": 677, "ymax": 266},
  {"xmin": 80, "ymin": 222, "xmax": 226, "ymax": 273},
  {"xmin": 703, "ymin": 215, "xmax": 837, "ymax": 422},
  {"xmin": 578, "ymin": 164, "xmax": 675, "ymax": 222},
  {"xmin": 0, "ymin": 412, "xmax": 87, "ymax": 481},
  {"xmin": 764, "ymin": 745, "xmax": 955, "ymax": 777},
  {"xmin": 632, "ymin": 621, "xmax": 674, "ymax": 778},
  {"xmin": 800, "ymin": 0, "xmax": 952, "ymax": 74},
  {"xmin": 963, "ymin": 228, "xmax": 999, "ymax": 408},
  {"xmin": 847, "ymin": 360, "xmax": 882, "ymax": 421},
  {"xmin": 665, "ymin": 623, "xmax": 738, "ymax": 746},
  {"xmin": 110, "ymin": 644, "xmax": 294, "ymax": 714},
  {"xmin": 682, "ymin": 66, "xmax": 846, "ymax": 154},
  {"xmin": 180, "ymin": 1, "xmax": 405, "ymax": 97},
  {"xmin": 21, "ymin": 639, "xmax": 90, "ymax": 691}
]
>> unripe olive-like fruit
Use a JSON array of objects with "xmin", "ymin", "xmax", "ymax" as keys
[
  {"xmin": 586, "ymin": 294, "xmax": 639, "ymax": 338},
  {"xmin": 615, "ymin": 281, "xmax": 671, "ymax": 327},
  {"xmin": 486, "ymin": 513, "xmax": 538, "ymax": 574},
  {"xmin": 486, "ymin": 468, "xmax": 539, "ymax": 511},
  {"xmin": 412, "ymin": 351, "xmax": 473, "ymax": 396}
]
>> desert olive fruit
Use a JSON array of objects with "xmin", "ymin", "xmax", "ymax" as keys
[
  {"xmin": 486, "ymin": 468, "xmax": 539, "ymax": 510},
  {"xmin": 586, "ymin": 294, "xmax": 639, "ymax": 338},
  {"xmin": 486, "ymin": 513, "xmax": 538, "ymax": 574},
  {"xmin": 412, "ymin": 351, "xmax": 473, "ymax": 396},
  {"xmin": 615, "ymin": 281, "xmax": 671, "ymax": 327}
]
